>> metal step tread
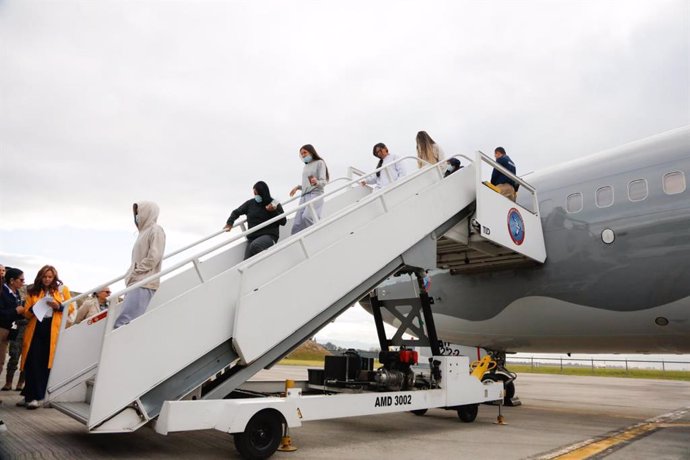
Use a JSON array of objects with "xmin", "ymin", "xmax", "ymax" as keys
[{"xmin": 51, "ymin": 401, "xmax": 91, "ymax": 425}]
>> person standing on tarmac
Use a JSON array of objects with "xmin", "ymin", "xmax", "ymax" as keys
[{"xmin": 490, "ymin": 146, "xmax": 518, "ymax": 201}]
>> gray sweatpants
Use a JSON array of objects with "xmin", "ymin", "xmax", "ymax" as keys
[
  {"xmin": 290, "ymin": 191, "xmax": 324, "ymax": 235},
  {"xmin": 114, "ymin": 287, "xmax": 155, "ymax": 328}
]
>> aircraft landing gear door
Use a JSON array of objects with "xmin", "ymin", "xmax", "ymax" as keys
[{"xmin": 474, "ymin": 151, "xmax": 546, "ymax": 263}]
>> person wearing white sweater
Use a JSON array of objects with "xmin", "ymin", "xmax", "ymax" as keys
[
  {"xmin": 289, "ymin": 144, "xmax": 330, "ymax": 235},
  {"xmin": 415, "ymin": 130, "xmax": 445, "ymax": 168},
  {"xmin": 362, "ymin": 142, "xmax": 407, "ymax": 189}
]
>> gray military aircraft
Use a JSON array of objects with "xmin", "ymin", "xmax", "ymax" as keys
[{"xmin": 361, "ymin": 126, "xmax": 689, "ymax": 402}]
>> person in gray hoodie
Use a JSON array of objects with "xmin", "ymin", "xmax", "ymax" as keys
[{"xmin": 114, "ymin": 201, "xmax": 166, "ymax": 328}]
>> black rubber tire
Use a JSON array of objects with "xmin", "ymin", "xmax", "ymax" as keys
[
  {"xmin": 233, "ymin": 410, "xmax": 284, "ymax": 460},
  {"xmin": 410, "ymin": 409, "xmax": 428, "ymax": 416},
  {"xmin": 457, "ymin": 404, "xmax": 479, "ymax": 423},
  {"xmin": 482, "ymin": 373, "xmax": 516, "ymax": 402}
]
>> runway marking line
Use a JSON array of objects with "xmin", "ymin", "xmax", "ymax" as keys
[{"xmin": 535, "ymin": 406, "xmax": 690, "ymax": 460}]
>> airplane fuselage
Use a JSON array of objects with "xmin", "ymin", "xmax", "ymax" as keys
[{"xmin": 371, "ymin": 127, "xmax": 690, "ymax": 354}]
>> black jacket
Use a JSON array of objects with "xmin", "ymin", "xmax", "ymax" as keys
[
  {"xmin": 227, "ymin": 199, "xmax": 287, "ymax": 242},
  {"xmin": 0, "ymin": 284, "xmax": 23, "ymax": 330}
]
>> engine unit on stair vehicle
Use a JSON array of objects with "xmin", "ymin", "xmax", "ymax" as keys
[
  {"xmin": 373, "ymin": 349, "xmax": 418, "ymax": 391},
  {"xmin": 314, "ymin": 349, "xmax": 419, "ymax": 392}
]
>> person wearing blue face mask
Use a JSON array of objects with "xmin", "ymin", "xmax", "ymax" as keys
[
  {"xmin": 444, "ymin": 158, "xmax": 462, "ymax": 177},
  {"xmin": 224, "ymin": 181, "xmax": 287, "ymax": 260},
  {"xmin": 289, "ymin": 144, "xmax": 330, "ymax": 234}
]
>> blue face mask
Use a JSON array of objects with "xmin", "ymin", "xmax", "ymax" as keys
[
  {"xmin": 302, "ymin": 154, "xmax": 313, "ymax": 164},
  {"xmin": 446, "ymin": 165, "xmax": 454, "ymax": 173},
  {"xmin": 254, "ymin": 195, "xmax": 263, "ymax": 203},
  {"xmin": 134, "ymin": 214, "xmax": 140, "ymax": 226}
]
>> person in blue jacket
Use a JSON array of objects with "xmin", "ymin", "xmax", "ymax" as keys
[
  {"xmin": 224, "ymin": 181, "xmax": 287, "ymax": 260},
  {"xmin": 490, "ymin": 146, "xmax": 517, "ymax": 201},
  {"xmin": 0, "ymin": 268, "xmax": 26, "ymax": 398}
]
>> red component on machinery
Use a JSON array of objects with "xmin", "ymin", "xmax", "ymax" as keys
[{"xmin": 399, "ymin": 349, "xmax": 418, "ymax": 365}]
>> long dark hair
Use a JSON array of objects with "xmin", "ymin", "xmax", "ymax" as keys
[
  {"xmin": 300, "ymin": 144, "xmax": 330, "ymax": 181},
  {"xmin": 253, "ymin": 181, "xmax": 273, "ymax": 204},
  {"xmin": 27, "ymin": 265, "xmax": 62, "ymax": 297},
  {"xmin": 373, "ymin": 142, "xmax": 386, "ymax": 177},
  {"xmin": 4, "ymin": 267, "xmax": 23, "ymax": 285}
]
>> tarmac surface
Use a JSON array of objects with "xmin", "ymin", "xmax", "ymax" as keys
[{"xmin": 0, "ymin": 366, "xmax": 689, "ymax": 459}]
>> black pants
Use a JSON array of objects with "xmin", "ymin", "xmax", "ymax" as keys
[
  {"xmin": 244, "ymin": 235, "xmax": 277, "ymax": 260},
  {"xmin": 22, "ymin": 319, "xmax": 52, "ymax": 402}
]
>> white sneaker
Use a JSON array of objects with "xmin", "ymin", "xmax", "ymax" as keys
[
  {"xmin": 26, "ymin": 400, "xmax": 40, "ymax": 409},
  {"xmin": 0, "ymin": 420, "xmax": 7, "ymax": 433}
]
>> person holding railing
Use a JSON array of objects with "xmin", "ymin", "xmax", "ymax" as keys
[
  {"xmin": 19, "ymin": 265, "xmax": 74, "ymax": 409},
  {"xmin": 224, "ymin": 181, "xmax": 287, "ymax": 260},
  {"xmin": 289, "ymin": 144, "xmax": 330, "ymax": 234},
  {"xmin": 416, "ymin": 131, "xmax": 445, "ymax": 168},
  {"xmin": 114, "ymin": 201, "xmax": 166, "ymax": 329},
  {"xmin": 491, "ymin": 146, "xmax": 518, "ymax": 202},
  {"xmin": 361, "ymin": 142, "xmax": 407, "ymax": 189},
  {"xmin": 74, "ymin": 286, "xmax": 111, "ymax": 325}
]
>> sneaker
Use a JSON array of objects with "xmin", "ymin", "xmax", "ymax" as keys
[
  {"xmin": 1, "ymin": 386, "xmax": 11, "ymax": 391},
  {"xmin": 14, "ymin": 386, "xmax": 23, "ymax": 392},
  {"xmin": 26, "ymin": 400, "xmax": 40, "ymax": 410},
  {"xmin": 0, "ymin": 420, "xmax": 7, "ymax": 433},
  {"xmin": 16, "ymin": 400, "xmax": 26, "ymax": 407}
]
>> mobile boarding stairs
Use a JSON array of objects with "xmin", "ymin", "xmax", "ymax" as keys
[{"xmin": 48, "ymin": 152, "xmax": 546, "ymax": 447}]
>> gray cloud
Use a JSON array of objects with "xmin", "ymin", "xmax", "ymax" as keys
[{"xmin": 1, "ymin": 0, "xmax": 687, "ymax": 238}]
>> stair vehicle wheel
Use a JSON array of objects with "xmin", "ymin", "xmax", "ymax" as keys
[
  {"xmin": 410, "ymin": 409, "xmax": 428, "ymax": 416},
  {"xmin": 233, "ymin": 410, "xmax": 284, "ymax": 460},
  {"xmin": 457, "ymin": 404, "xmax": 479, "ymax": 423},
  {"xmin": 481, "ymin": 373, "xmax": 515, "ymax": 403}
]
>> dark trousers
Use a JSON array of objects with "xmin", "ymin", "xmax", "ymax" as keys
[
  {"xmin": 244, "ymin": 235, "xmax": 277, "ymax": 260},
  {"xmin": 22, "ymin": 319, "xmax": 52, "ymax": 402}
]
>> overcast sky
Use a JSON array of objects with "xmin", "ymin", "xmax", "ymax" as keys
[{"xmin": 1, "ymin": 0, "xmax": 688, "ymax": 349}]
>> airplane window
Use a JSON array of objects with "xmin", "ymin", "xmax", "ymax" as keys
[
  {"xmin": 663, "ymin": 171, "xmax": 686, "ymax": 195},
  {"xmin": 628, "ymin": 179, "xmax": 648, "ymax": 202},
  {"xmin": 595, "ymin": 186, "xmax": 614, "ymax": 208},
  {"xmin": 566, "ymin": 192, "xmax": 583, "ymax": 213}
]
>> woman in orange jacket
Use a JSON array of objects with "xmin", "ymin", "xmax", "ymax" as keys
[{"xmin": 19, "ymin": 265, "xmax": 73, "ymax": 409}]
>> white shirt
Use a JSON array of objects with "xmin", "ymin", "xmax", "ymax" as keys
[{"xmin": 364, "ymin": 153, "xmax": 407, "ymax": 189}]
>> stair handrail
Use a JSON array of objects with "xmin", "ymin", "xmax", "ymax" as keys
[
  {"xmin": 475, "ymin": 150, "xmax": 538, "ymax": 215},
  {"xmin": 94, "ymin": 155, "xmax": 433, "ymax": 308},
  {"xmin": 231, "ymin": 154, "xmax": 475, "ymax": 271},
  {"xmin": 57, "ymin": 176, "xmax": 354, "ymax": 308},
  {"xmin": 59, "ymin": 154, "xmax": 474, "ymax": 313}
]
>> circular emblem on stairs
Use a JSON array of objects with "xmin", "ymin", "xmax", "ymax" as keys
[{"xmin": 507, "ymin": 208, "xmax": 525, "ymax": 245}]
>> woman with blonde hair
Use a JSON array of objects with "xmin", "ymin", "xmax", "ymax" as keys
[
  {"xmin": 416, "ymin": 131, "xmax": 445, "ymax": 168},
  {"xmin": 19, "ymin": 265, "xmax": 74, "ymax": 409}
]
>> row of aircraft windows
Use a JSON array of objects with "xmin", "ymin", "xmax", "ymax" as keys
[{"xmin": 566, "ymin": 171, "xmax": 687, "ymax": 214}]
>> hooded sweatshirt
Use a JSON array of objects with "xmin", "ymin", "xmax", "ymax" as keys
[
  {"xmin": 125, "ymin": 201, "xmax": 166, "ymax": 290},
  {"xmin": 226, "ymin": 181, "xmax": 287, "ymax": 241}
]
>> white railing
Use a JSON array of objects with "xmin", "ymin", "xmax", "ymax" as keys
[
  {"xmin": 476, "ymin": 150, "xmax": 539, "ymax": 215},
  {"xmin": 58, "ymin": 154, "xmax": 475, "ymax": 326}
]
